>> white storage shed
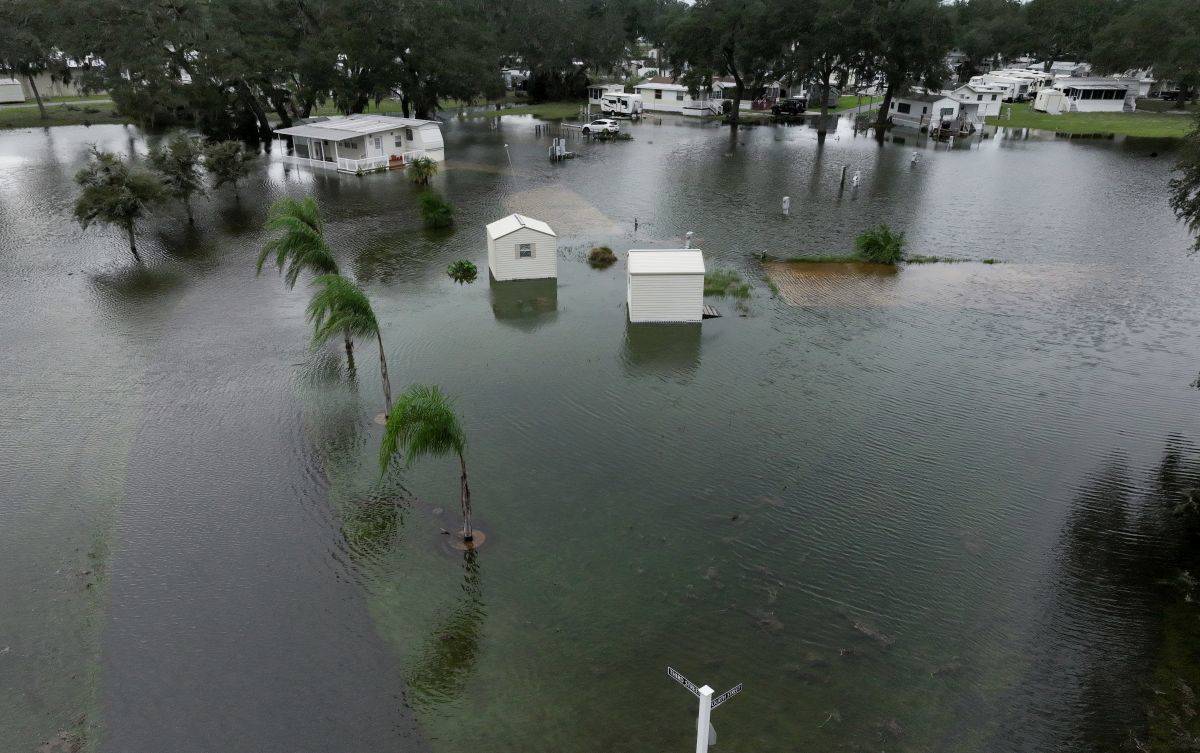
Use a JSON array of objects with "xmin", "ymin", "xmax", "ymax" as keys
[
  {"xmin": 1033, "ymin": 87, "xmax": 1069, "ymax": 114},
  {"xmin": 0, "ymin": 78, "xmax": 25, "ymax": 104},
  {"xmin": 486, "ymin": 214, "xmax": 557, "ymax": 282},
  {"xmin": 627, "ymin": 249, "xmax": 706, "ymax": 323}
]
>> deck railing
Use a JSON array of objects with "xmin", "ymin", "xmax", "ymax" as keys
[{"xmin": 281, "ymin": 149, "xmax": 428, "ymax": 174}]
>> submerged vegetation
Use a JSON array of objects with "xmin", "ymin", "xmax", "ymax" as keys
[
  {"xmin": 148, "ymin": 133, "xmax": 205, "ymax": 225},
  {"xmin": 419, "ymin": 191, "xmax": 455, "ymax": 229},
  {"xmin": 73, "ymin": 147, "xmax": 165, "ymax": 263},
  {"xmin": 447, "ymin": 260, "xmax": 478, "ymax": 284},
  {"xmin": 855, "ymin": 225, "xmax": 906, "ymax": 264},
  {"xmin": 408, "ymin": 156, "xmax": 439, "ymax": 186},
  {"xmin": 587, "ymin": 246, "xmax": 617, "ymax": 269},
  {"xmin": 704, "ymin": 268, "xmax": 752, "ymax": 298}
]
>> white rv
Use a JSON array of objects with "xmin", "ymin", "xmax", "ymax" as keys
[{"xmin": 601, "ymin": 92, "xmax": 644, "ymax": 117}]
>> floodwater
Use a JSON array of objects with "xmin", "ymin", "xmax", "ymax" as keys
[{"xmin": 1, "ymin": 112, "xmax": 1198, "ymax": 753}]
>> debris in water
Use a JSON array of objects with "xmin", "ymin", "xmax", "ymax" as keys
[
  {"xmin": 753, "ymin": 609, "xmax": 784, "ymax": 632},
  {"xmin": 852, "ymin": 619, "xmax": 895, "ymax": 647},
  {"xmin": 930, "ymin": 661, "xmax": 963, "ymax": 677},
  {"xmin": 819, "ymin": 709, "xmax": 842, "ymax": 727}
]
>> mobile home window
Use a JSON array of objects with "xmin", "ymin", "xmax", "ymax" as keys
[
  {"xmin": 394, "ymin": 133, "xmax": 403, "ymax": 147},
  {"xmin": 897, "ymin": 102, "xmax": 911, "ymax": 114},
  {"xmin": 516, "ymin": 243, "xmax": 533, "ymax": 258},
  {"xmin": 294, "ymin": 141, "xmax": 310, "ymax": 158},
  {"xmin": 405, "ymin": 127, "xmax": 414, "ymax": 140},
  {"xmin": 676, "ymin": 91, "xmax": 684, "ymax": 101},
  {"xmin": 654, "ymin": 89, "xmax": 662, "ymax": 99}
]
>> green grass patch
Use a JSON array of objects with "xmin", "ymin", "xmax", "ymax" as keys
[
  {"xmin": 704, "ymin": 268, "xmax": 752, "ymax": 298},
  {"xmin": 986, "ymin": 102, "xmax": 1194, "ymax": 138},
  {"xmin": 0, "ymin": 104, "xmax": 126, "ymax": 129},
  {"xmin": 460, "ymin": 101, "xmax": 585, "ymax": 121},
  {"xmin": 830, "ymin": 94, "xmax": 882, "ymax": 111},
  {"xmin": 906, "ymin": 254, "xmax": 967, "ymax": 264},
  {"xmin": 1134, "ymin": 98, "xmax": 1200, "ymax": 114}
]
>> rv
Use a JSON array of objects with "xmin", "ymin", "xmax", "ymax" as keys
[{"xmin": 601, "ymin": 92, "xmax": 644, "ymax": 118}]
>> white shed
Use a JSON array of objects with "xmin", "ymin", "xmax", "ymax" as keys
[
  {"xmin": 627, "ymin": 249, "xmax": 706, "ymax": 323},
  {"xmin": 1033, "ymin": 87, "xmax": 1068, "ymax": 115},
  {"xmin": 0, "ymin": 78, "xmax": 25, "ymax": 104},
  {"xmin": 486, "ymin": 214, "xmax": 557, "ymax": 282}
]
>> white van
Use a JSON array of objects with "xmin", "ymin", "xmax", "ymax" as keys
[{"xmin": 601, "ymin": 93, "xmax": 644, "ymax": 118}]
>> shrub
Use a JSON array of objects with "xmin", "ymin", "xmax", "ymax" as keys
[
  {"xmin": 447, "ymin": 259, "xmax": 478, "ymax": 284},
  {"xmin": 419, "ymin": 191, "xmax": 454, "ymax": 229},
  {"xmin": 855, "ymin": 225, "xmax": 906, "ymax": 264},
  {"xmin": 588, "ymin": 246, "xmax": 617, "ymax": 268},
  {"xmin": 407, "ymin": 156, "xmax": 439, "ymax": 186},
  {"xmin": 704, "ymin": 268, "xmax": 751, "ymax": 298}
]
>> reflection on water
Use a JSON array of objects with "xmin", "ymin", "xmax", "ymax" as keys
[
  {"xmin": 489, "ymin": 277, "xmax": 558, "ymax": 329},
  {"xmin": 405, "ymin": 549, "xmax": 486, "ymax": 710},
  {"xmin": 621, "ymin": 321, "xmax": 702, "ymax": 378}
]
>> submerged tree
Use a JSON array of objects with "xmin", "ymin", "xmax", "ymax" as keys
[
  {"xmin": 202, "ymin": 140, "xmax": 255, "ymax": 198},
  {"xmin": 1170, "ymin": 115, "xmax": 1200, "ymax": 254},
  {"xmin": 419, "ymin": 191, "xmax": 455, "ymax": 229},
  {"xmin": 380, "ymin": 384, "xmax": 474, "ymax": 543},
  {"xmin": 73, "ymin": 147, "xmax": 166, "ymax": 262},
  {"xmin": 308, "ymin": 274, "xmax": 392, "ymax": 411},
  {"xmin": 407, "ymin": 156, "xmax": 439, "ymax": 186},
  {"xmin": 855, "ymin": 224, "xmax": 906, "ymax": 263},
  {"xmin": 149, "ymin": 133, "xmax": 206, "ymax": 225}
]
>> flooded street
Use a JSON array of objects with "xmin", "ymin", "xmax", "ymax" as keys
[{"xmin": 1, "ymin": 113, "xmax": 1198, "ymax": 752}]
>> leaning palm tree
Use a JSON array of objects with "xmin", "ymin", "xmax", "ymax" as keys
[
  {"xmin": 308, "ymin": 274, "xmax": 392, "ymax": 411},
  {"xmin": 379, "ymin": 385, "xmax": 474, "ymax": 543},
  {"xmin": 259, "ymin": 196, "xmax": 360, "ymax": 366}
]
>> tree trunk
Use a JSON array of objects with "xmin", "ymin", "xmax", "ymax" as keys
[
  {"xmin": 185, "ymin": 197, "xmax": 194, "ymax": 225},
  {"xmin": 728, "ymin": 83, "xmax": 743, "ymax": 132},
  {"xmin": 459, "ymin": 453, "xmax": 473, "ymax": 542},
  {"xmin": 400, "ymin": 95, "xmax": 411, "ymax": 118},
  {"xmin": 26, "ymin": 74, "xmax": 46, "ymax": 120},
  {"xmin": 375, "ymin": 329, "xmax": 392, "ymax": 412},
  {"xmin": 343, "ymin": 332, "xmax": 355, "ymax": 372},
  {"xmin": 126, "ymin": 220, "xmax": 142, "ymax": 262},
  {"xmin": 817, "ymin": 68, "xmax": 833, "ymax": 137},
  {"xmin": 875, "ymin": 79, "xmax": 896, "ymax": 135}
]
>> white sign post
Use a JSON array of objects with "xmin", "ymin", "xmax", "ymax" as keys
[{"xmin": 668, "ymin": 667, "xmax": 743, "ymax": 752}]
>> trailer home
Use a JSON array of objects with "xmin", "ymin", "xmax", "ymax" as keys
[
  {"xmin": 274, "ymin": 114, "xmax": 444, "ymax": 174},
  {"xmin": 627, "ymin": 249, "xmax": 706, "ymax": 323},
  {"xmin": 486, "ymin": 214, "xmax": 558, "ymax": 282},
  {"xmin": 0, "ymin": 78, "xmax": 25, "ymax": 104}
]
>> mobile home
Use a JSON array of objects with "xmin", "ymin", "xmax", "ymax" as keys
[
  {"xmin": 486, "ymin": 214, "xmax": 557, "ymax": 282},
  {"xmin": 0, "ymin": 78, "xmax": 25, "ymax": 104},
  {"xmin": 588, "ymin": 83, "xmax": 625, "ymax": 107},
  {"xmin": 1053, "ymin": 78, "xmax": 1137, "ymax": 112},
  {"xmin": 274, "ymin": 114, "xmax": 444, "ymax": 174},
  {"xmin": 627, "ymin": 249, "xmax": 706, "ymax": 323}
]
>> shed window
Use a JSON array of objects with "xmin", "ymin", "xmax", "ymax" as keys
[{"xmin": 516, "ymin": 243, "xmax": 534, "ymax": 258}]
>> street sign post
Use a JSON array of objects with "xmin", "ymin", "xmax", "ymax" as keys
[{"xmin": 667, "ymin": 668, "xmax": 743, "ymax": 752}]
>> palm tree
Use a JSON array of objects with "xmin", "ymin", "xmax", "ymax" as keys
[
  {"xmin": 407, "ymin": 156, "xmax": 439, "ymax": 186},
  {"xmin": 308, "ymin": 274, "xmax": 392, "ymax": 411},
  {"xmin": 74, "ymin": 147, "xmax": 166, "ymax": 263},
  {"xmin": 379, "ymin": 385, "xmax": 474, "ymax": 543},
  {"xmin": 148, "ymin": 133, "xmax": 206, "ymax": 225},
  {"xmin": 259, "ymin": 197, "xmax": 358, "ymax": 367}
]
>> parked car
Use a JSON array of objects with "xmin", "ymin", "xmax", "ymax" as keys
[
  {"xmin": 771, "ymin": 97, "xmax": 808, "ymax": 116},
  {"xmin": 582, "ymin": 119, "xmax": 620, "ymax": 134}
]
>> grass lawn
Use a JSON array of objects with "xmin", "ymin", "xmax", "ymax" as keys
[
  {"xmin": 457, "ymin": 100, "xmax": 584, "ymax": 120},
  {"xmin": 831, "ymin": 94, "xmax": 882, "ymax": 111},
  {"xmin": 0, "ymin": 103, "xmax": 126, "ymax": 129},
  {"xmin": 986, "ymin": 102, "xmax": 1195, "ymax": 138}
]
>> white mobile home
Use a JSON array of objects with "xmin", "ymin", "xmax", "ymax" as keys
[
  {"xmin": 275, "ymin": 114, "xmax": 444, "ymax": 174},
  {"xmin": 951, "ymin": 84, "xmax": 1004, "ymax": 118},
  {"xmin": 634, "ymin": 77, "xmax": 692, "ymax": 113},
  {"xmin": 627, "ymin": 249, "xmax": 706, "ymax": 323},
  {"xmin": 1053, "ymin": 78, "xmax": 1136, "ymax": 112},
  {"xmin": 486, "ymin": 214, "xmax": 557, "ymax": 282},
  {"xmin": 887, "ymin": 92, "xmax": 959, "ymax": 130},
  {"xmin": 0, "ymin": 78, "xmax": 25, "ymax": 104}
]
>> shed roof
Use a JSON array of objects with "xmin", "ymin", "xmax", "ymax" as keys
[
  {"xmin": 486, "ymin": 214, "xmax": 556, "ymax": 239},
  {"xmin": 628, "ymin": 249, "xmax": 705, "ymax": 275},
  {"xmin": 275, "ymin": 114, "xmax": 439, "ymax": 142}
]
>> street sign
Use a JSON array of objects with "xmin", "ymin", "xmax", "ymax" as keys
[
  {"xmin": 668, "ymin": 666, "xmax": 700, "ymax": 698},
  {"xmin": 711, "ymin": 683, "xmax": 743, "ymax": 710}
]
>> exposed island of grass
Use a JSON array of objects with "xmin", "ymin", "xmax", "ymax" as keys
[
  {"xmin": 986, "ymin": 102, "xmax": 1193, "ymax": 138},
  {"xmin": 704, "ymin": 268, "xmax": 752, "ymax": 298},
  {"xmin": 0, "ymin": 103, "xmax": 126, "ymax": 129}
]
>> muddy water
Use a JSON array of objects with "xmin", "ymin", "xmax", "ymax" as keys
[{"xmin": 0, "ymin": 113, "xmax": 1198, "ymax": 753}]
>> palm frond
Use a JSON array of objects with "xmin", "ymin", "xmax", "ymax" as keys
[
  {"xmin": 258, "ymin": 197, "xmax": 339, "ymax": 287},
  {"xmin": 379, "ymin": 384, "xmax": 465, "ymax": 474},
  {"xmin": 306, "ymin": 274, "xmax": 380, "ymax": 345}
]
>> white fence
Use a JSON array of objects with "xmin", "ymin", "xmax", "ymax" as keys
[{"xmin": 282, "ymin": 149, "xmax": 427, "ymax": 175}]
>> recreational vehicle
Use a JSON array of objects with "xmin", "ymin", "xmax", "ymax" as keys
[{"xmin": 601, "ymin": 92, "xmax": 644, "ymax": 117}]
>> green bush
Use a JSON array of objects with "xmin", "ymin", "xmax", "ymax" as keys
[
  {"xmin": 855, "ymin": 224, "xmax": 906, "ymax": 264},
  {"xmin": 419, "ymin": 191, "xmax": 454, "ymax": 229},
  {"xmin": 588, "ymin": 246, "xmax": 617, "ymax": 268},
  {"xmin": 447, "ymin": 259, "xmax": 478, "ymax": 283}
]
